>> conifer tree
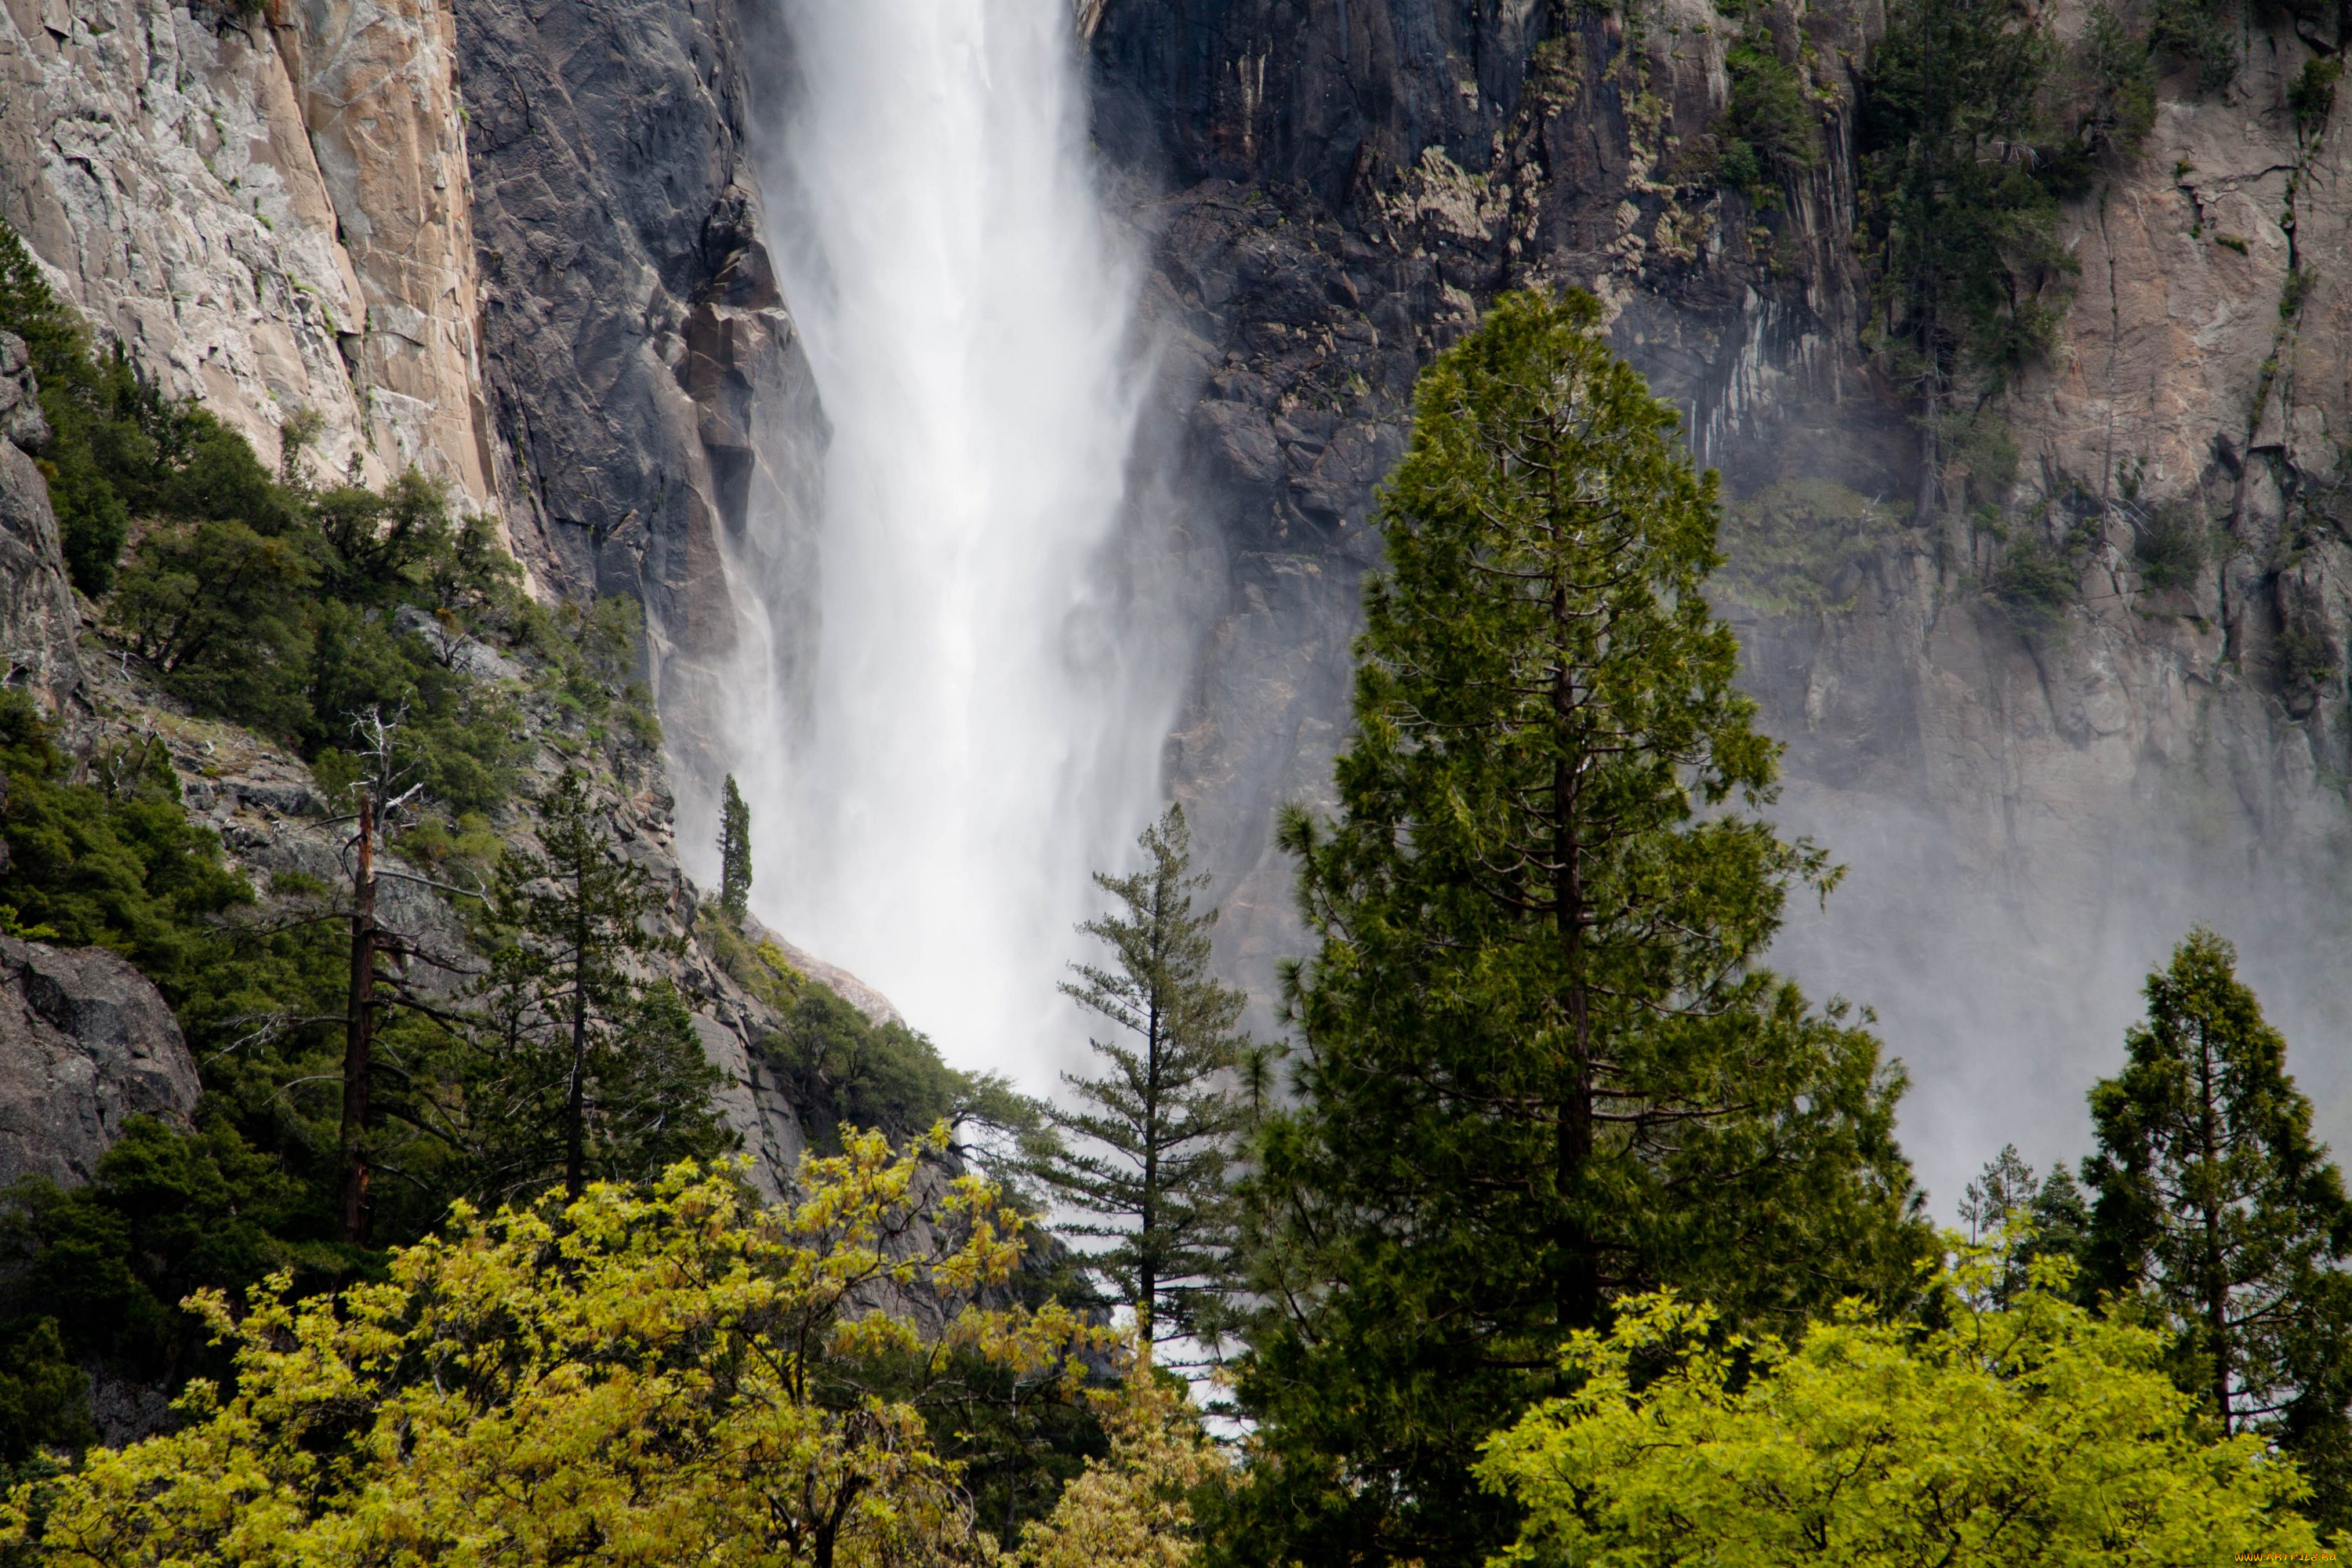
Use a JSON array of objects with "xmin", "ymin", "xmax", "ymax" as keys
[
  {"xmin": 1224, "ymin": 291, "xmax": 1926, "ymax": 1566},
  {"xmin": 468, "ymin": 768, "xmax": 729, "ymax": 1200},
  {"xmin": 2083, "ymin": 929, "xmax": 2352, "ymax": 1524},
  {"xmin": 1044, "ymin": 805, "xmax": 1253, "ymax": 1352},
  {"xmin": 719, "ymin": 773, "xmax": 753, "ymax": 923}
]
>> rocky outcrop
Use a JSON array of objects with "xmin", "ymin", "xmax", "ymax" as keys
[
  {"xmin": 0, "ymin": 0, "xmax": 499, "ymax": 508},
  {"xmin": 0, "ymin": 0, "xmax": 380, "ymax": 482},
  {"xmin": 0, "ymin": 936, "xmax": 200, "ymax": 1188},
  {"xmin": 0, "ymin": 332, "xmax": 79, "ymax": 712},
  {"xmin": 452, "ymin": 0, "xmax": 822, "ymax": 804},
  {"xmin": 274, "ymin": 0, "xmax": 499, "ymax": 512}
]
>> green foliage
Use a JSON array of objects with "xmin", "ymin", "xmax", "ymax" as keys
[
  {"xmin": 1718, "ymin": 479, "xmax": 1903, "ymax": 614},
  {"xmin": 2082, "ymin": 930, "xmax": 2352, "ymax": 1530},
  {"xmin": 0, "ymin": 1120, "xmax": 325, "ymax": 1396},
  {"xmin": 2, "ymin": 1149, "xmax": 1096, "ymax": 1566},
  {"xmin": 0, "ymin": 223, "xmax": 535, "ymax": 818},
  {"xmin": 2293, "ymin": 57, "xmax": 2343, "ymax": 140},
  {"xmin": 1957, "ymin": 1143, "xmax": 2092, "ymax": 1304},
  {"xmin": 765, "ymin": 983, "xmax": 1041, "ymax": 1171},
  {"xmin": 465, "ymin": 768, "xmax": 729, "ymax": 1203},
  {"xmin": 1478, "ymin": 1251, "xmax": 2330, "ymax": 1563},
  {"xmin": 111, "ymin": 467, "xmax": 535, "ymax": 815},
  {"xmin": 2134, "ymin": 502, "xmax": 2209, "ymax": 591},
  {"xmin": 1039, "ymin": 805, "xmax": 1255, "ymax": 1352},
  {"xmin": 719, "ymin": 773, "xmax": 753, "ymax": 923},
  {"xmin": 2151, "ymin": 0, "xmax": 2240, "ymax": 93},
  {"xmin": 1219, "ymin": 292, "xmax": 1928, "ymax": 1567},
  {"xmin": 2281, "ymin": 624, "xmax": 2340, "ymax": 693},
  {"xmin": 2080, "ymin": 6, "xmax": 2157, "ymax": 158},
  {"xmin": 1991, "ymin": 532, "xmax": 2082, "ymax": 624},
  {"xmin": 1715, "ymin": 44, "xmax": 1820, "ymax": 201},
  {"xmin": 0, "ymin": 224, "xmax": 132, "ymax": 595},
  {"xmin": 0, "ymin": 1321, "xmax": 91, "ymax": 1468},
  {"xmin": 1861, "ymin": 0, "xmax": 2078, "ymax": 508},
  {"xmin": 0, "ymin": 695, "xmax": 249, "ymax": 995}
]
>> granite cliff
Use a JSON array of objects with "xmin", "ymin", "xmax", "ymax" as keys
[{"xmin": 1085, "ymin": 0, "xmax": 2352, "ymax": 1187}]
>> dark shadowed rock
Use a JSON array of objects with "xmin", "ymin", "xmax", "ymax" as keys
[
  {"xmin": 0, "ymin": 938, "xmax": 200, "ymax": 1189},
  {"xmin": 0, "ymin": 333, "xmax": 80, "ymax": 714}
]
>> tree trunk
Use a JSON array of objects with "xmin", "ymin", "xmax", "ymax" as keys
[
  {"xmin": 564, "ymin": 859, "xmax": 590, "ymax": 1200},
  {"xmin": 1552, "ymin": 589, "xmax": 1599, "ymax": 1332},
  {"xmin": 2197, "ymin": 1018, "xmax": 2234, "ymax": 1432},
  {"xmin": 338, "ymin": 795, "xmax": 377, "ymax": 1244},
  {"xmin": 1139, "ymin": 989, "xmax": 1163, "ymax": 1345}
]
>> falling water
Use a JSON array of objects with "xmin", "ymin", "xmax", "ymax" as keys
[{"xmin": 737, "ymin": 0, "xmax": 1179, "ymax": 1089}]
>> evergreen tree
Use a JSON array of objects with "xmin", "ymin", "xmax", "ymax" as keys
[
  {"xmin": 2082, "ymin": 929, "xmax": 2352, "ymax": 1526},
  {"xmin": 1044, "ymin": 805, "xmax": 1253, "ymax": 1352},
  {"xmin": 1858, "ymin": 0, "xmax": 2078, "ymax": 517},
  {"xmin": 719, "ymin": 774, "xmax": 753, "ymax": 923},
  {"xmin": 1957, "ymin": 1142, "xmax": 2092, "ymax": 1305},
  {"xmin": 1221, "ymin": 291, "xmax": 1926, "ymax": 1567},
  {"xmin": 468, "ymin": 768, "xmax": 730, "ymax": 1201}
]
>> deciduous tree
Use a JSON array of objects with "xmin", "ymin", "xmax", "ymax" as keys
[
  {"xmin": 4, "ymin": 1142, "xmax": 1092, "ymax": 1566},
  {"xmin": 1479, "ymin": 1247, "xmax": 2327, "ymax": 1563}
]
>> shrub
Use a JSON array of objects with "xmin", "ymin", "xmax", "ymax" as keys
[
  {"xmin": 2133, "ymin": 503, "xmax": 2207, "ymax": 591},
  {"xmin": 1712, "ymin": 45, "xmax": 1820, "ymax": 201},
  {"xmin": 2081, "ymin": 5, "xmax": 2157, "ymax": 158},
  {"xmin": 1719, "ymin": 478, "xmax": 1903, "ymax": 614},
  {"xmin": 1991, "ymin": 534, "xmax": 2079, "ymax": 623},
  {"xmin": 2151, "ymin": 0, "xmax": 2239, "ymax": 93}
]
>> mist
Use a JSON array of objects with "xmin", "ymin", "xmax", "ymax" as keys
[{"xmin": 1766, "ymin": 719, "xmax": 2352, "ymax": 1220}]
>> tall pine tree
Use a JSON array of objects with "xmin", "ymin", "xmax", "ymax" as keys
[
  {"xmin": 1221, "ymin": 291, "xmax": 1926, "ymax": 1568},
  {"xmin": 465, "ymin": 768, "xmax": 730, "ymax": 1201},
  {"xmin": 1043, "ymin": 805, "xmax": 1253, "ymax": 1353},
  {"xmin": 719, "ymin": 773, "xmax": 753, "ymax": 923},
  {"xmin": 2083, "ymin": 929, "xmax": 2352, "ymax": 1528}
]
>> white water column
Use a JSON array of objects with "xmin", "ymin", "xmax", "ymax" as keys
[{"xmin": 747, "ymin": 0, "xmax": 1178, "ymax": 1088}]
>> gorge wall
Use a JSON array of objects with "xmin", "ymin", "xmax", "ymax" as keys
[
  {"xmin": 6, "ymin": 0, "xmax": 2350, "ymax": 1205},
  {"xmin": 1085, "ymin": 0, "xmax": 2352, "ymax": 1196}
]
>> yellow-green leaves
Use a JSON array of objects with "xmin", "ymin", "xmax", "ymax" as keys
[
  {"xmin": 1479, "ymin": 1247, "xmax": 2327, "ymax": 1565},
  {"xmin": 1019, "ymin": 1349, "xmax": 1229, "ymax": 1568},
  {"xmin": 7, "ymin": 1133, "xmax": 1094, "ymax": 1567}
]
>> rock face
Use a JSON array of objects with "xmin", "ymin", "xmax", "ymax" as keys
[
  {"xmin": 1085, "ymin": 1, "xmax": 2352, "ymax": 1192},
  {"xmin": 0, "ymin": 0, "xmax": 500, "ymax": 510},
  {"xmin": 0, "ymin": 332, "xmax": 79, "ymax": 712},
  {"xmin": 276, "ymin": 0, "xmax": 499, "ymax": 510},
  {"xmin": 452, "ymin": 0, "xmax": 822, "ymax": 806},
  {"xmin": 0, "ymin": 936, "xmax": 200, "ymax": 1188}
]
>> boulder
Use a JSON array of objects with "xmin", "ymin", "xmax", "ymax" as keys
[{"xmin": 0, "ymin": 938, "xmax": 200, "ymax": 1189}]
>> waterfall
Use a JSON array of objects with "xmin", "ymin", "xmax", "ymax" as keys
[{"xmin": 736, "ymin": 0, "xmax": 1180, "ymax": 1089}]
